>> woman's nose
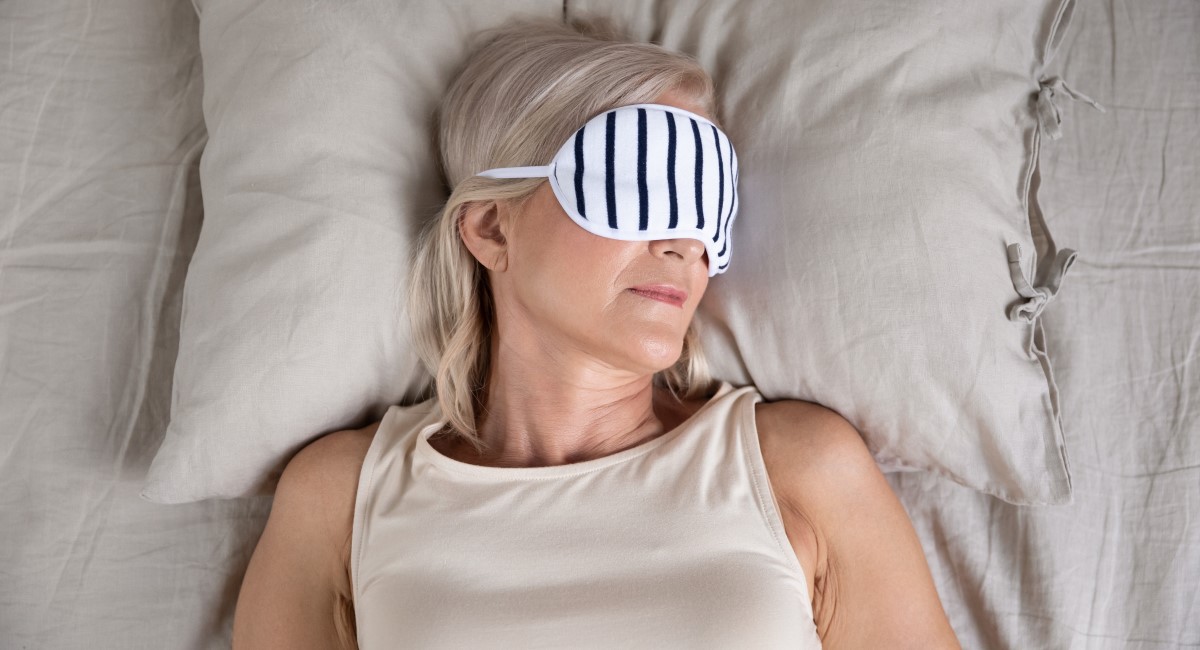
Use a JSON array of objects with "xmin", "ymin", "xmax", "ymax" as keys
[{"xmin": 652, "ymin": 237, "xmax": 706, "ymax": 263}]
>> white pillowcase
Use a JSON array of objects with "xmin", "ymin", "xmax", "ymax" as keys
[{"xmin": 143, "ymin": 0, "xmax": 1092, "ymax": 505}]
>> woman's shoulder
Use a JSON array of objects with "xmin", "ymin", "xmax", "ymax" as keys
[
  {"xmin": 753, "ymin": 399, "xmax": 959, "ymax": 646},
  {"xmin": 752, "ymin": 398, "xmax": 868, "ymax": 537},
  {"xmin": 753, "ymin": 398, "xmax": 863, "ymax": 467},
  {"xmin": 238, "ymin": 423, "xmax": 381, "ymax": 649},
  {"xmin": 282, "ymin": 422, "xmax": 383, "ymax": 589},
  {"xmin": 289, "ymin": 422, "xmax": 381, "ymax": 513}
]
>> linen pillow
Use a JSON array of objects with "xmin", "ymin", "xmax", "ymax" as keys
[{"xmin": 143, "ymin": 0, "xmax": 1096, "ymax": 505}]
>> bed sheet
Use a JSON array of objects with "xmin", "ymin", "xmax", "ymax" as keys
[
  {"xmin": 884, "ymin": 0, "xmax": 1200, "ymax": 648},
  {"xmin": 1, "ymin": 0, "xmax": 1195, "ymax": 648},
  {"xmin": 0, "ymin": 0, "xmax": 272, "ymax": 647}
]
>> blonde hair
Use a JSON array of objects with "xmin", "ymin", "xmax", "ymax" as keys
[{"xmin": 406, "ymin": 13, "xmax": 721, "ymax": 455}]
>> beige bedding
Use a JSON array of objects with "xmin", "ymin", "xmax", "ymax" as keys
[{"xmin": 0, "ymin": 0, "xmax": 1195, "ymax": 647}]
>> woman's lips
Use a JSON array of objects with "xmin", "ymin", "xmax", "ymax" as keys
[{"xmin": 627, "ymin": 287, "xmax": 685, "ymax": 308}]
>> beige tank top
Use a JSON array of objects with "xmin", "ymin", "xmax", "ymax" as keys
[{"xmin": 350, "ymin": 379, "xmax": 822, "ymax": 648}]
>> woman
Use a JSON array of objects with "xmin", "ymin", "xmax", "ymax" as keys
[{"xmin": 233, "ymin": 14, "xmax": 959, "ymax": 649}]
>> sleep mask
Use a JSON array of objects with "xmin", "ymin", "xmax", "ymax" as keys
[{"xmin": 475, "ymin": 103, "xmax": 740, "ymax": 277}]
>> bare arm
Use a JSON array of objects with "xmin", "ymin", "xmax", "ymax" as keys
[
  {"xmin": 766, "ymin": 401, "xmax": 960, "ymax": 649},
  {"xmin": 233, "ymin": 428, "xmax": 371, "ymax": 650}
]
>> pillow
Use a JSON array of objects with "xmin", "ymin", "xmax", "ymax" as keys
[{"xmin": 143, "ymin": 0, "xmax": 1095, "ymax": 505}]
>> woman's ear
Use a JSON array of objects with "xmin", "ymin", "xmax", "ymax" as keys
[{"xmin": 458, "ymin": 200, "xmax": 509, "ymax": 272}]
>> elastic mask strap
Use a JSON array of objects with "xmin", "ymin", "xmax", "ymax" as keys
[{"xmin": 476, "ymin": 165, "xmax": 554, "ymax": 179}]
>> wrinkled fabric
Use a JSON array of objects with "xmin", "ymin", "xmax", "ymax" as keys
[
  {"xmin": 0, "ymin": 1, "xmax": 272, "ymax": 648},
  {"xmin": 887, "ymin": 0, "xmax": 1200, "ymax": 648}
]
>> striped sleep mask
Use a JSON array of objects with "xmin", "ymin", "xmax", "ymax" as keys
[{"xmin": 475, "ymin": 103, "xmax": 740, "ymax": 277}]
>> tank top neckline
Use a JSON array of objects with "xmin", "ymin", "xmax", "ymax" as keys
[{"xmin": 412, "ymin": 380, "xmax": 740, "ymax": 481}]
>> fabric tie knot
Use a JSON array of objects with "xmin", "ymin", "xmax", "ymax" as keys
[
  {"xmin": 1036, "ymin": 76, "xmax": 1106, "ymax": 141},
  {"xmin": 1006, "ymin": 242, "xmax": 1077, "ymax": 323}
]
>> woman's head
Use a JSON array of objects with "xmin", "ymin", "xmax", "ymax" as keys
[{"xmin": 408, "ymin": 14, "xmax": 720, "ymax": 453}]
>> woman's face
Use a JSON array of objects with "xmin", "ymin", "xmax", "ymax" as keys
[{"xmin": 473, "ymin": 91, "xmax": 715, "ymax": 377}]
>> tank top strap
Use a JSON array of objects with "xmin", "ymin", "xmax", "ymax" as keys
[{"xmin": 350, "ymin": 396, "xmax": 440, "ymax": 600}]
